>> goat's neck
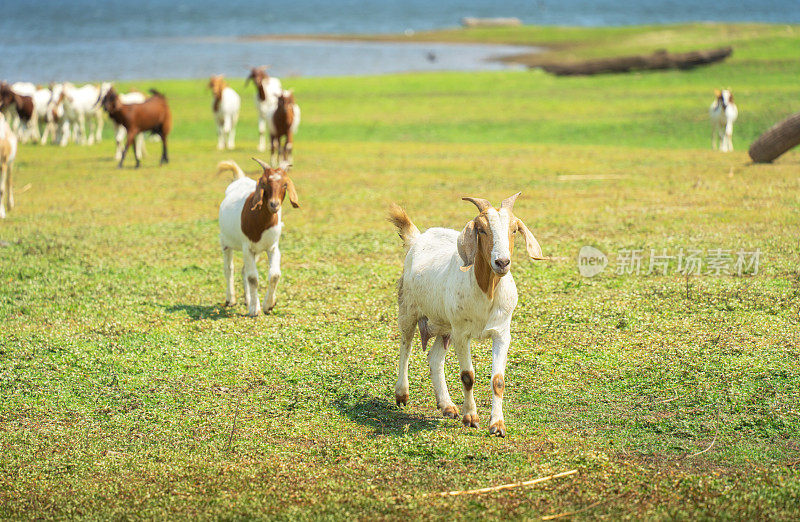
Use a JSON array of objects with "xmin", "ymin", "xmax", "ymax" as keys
[
  {"xmin": 240, "ymin": 198, "xmax": 279, "ymax": 243},
  {"xmin": 473, "ymin": 251, "xmax": 501, "ymax": 301}
]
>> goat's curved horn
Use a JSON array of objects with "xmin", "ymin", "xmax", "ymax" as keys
[
  {"xmin": 278, "ymin": 161, "xmax": 293, "ymax": 171},
  {"xmin": 462, "ymin": 197, "xmax": 492, "ymax": 213},
  {"xmin": 501, "ymin": 192, "xmax": 521, "ymax": 211},
  {"xmin": 252, "ymin": 157, "xmax": 270, "ymax": 171}
]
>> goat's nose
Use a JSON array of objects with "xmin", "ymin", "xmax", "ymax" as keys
[{"xmin": 495, "ymin": 258, "xmax": 510, "ymax": 270}]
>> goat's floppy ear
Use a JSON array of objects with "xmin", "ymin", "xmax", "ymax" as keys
[
  {"xmin": 714, "ymin": 88, "xmax": 721, "ymax": 98},
  {"xmin": 250, "ymin": 182, "xmax": 265, "ymax": 211},
  {"xmin": 285, "ymin": 178, "xmax": 300, "ymax": 208},
  {"xmin": 457, "ymin": 219, "xmax": 478, "ymax": 271},
  {"xmin": 516, "ymin": 218, "xmax": 545, "ymax": 260}
]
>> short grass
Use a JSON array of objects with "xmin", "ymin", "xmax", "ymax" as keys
[{"xmin": 1, "ymin": 23, "xmax": 799, "ymax": 520}]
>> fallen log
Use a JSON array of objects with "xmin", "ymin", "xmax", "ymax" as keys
[
  {"xmin": 539, "ymin": 47, "xmax": 732, "ymax": 76},
  {"xmin": 749, "ymin": 111, "xmax": 800, "ymax": 163}
]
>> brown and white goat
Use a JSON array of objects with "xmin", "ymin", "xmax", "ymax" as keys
[
  {"xmin": 217, "ymin": 158, "xmax": 300, "ymax": 316},
  {"xmin": 389, "ymin": 194, "xmax": 544, "ymax": 437},
  {"xmin": 245, "ymin": 66, "xmax": 282, "ymax": 152},
  {"xmin": 208, "ymin": 75, "xmax": 240, "ymax": 150},
  {"xmin": 0, "ymin": 83, "xmax": 37, "ymax": 143},
  {"xmin": 0, "ymin": 114, "xmax": 18, "ymax": 219},
  {"xmin": 101, "ymin": 87, "xmax": 171, "ymax": 168},
  {"xmin": 270, "ymin": 90, "xmax": 300, "ymax": 166}
]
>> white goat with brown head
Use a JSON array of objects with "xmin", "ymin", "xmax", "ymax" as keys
[
  {"xmin": 217, "ymin": 158, "xmax": 300, "ymax": 317},
  {"xmin": 389, "ymin": 194, "xmax": 544, "ymax": 437}
]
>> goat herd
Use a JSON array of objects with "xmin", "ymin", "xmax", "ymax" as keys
[
  {"xmin": 0, "ymin": 71, "xmax": 741, "ymax": 437},
  {"xmin": 0, "ymin": 66, "xmax": 300, "ymax": 217}
]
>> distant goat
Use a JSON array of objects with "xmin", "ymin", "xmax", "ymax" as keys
[
  {"xmin": 270, "ymin": 90, "xmax": 300, "ymax": 165},
  {"xmin": 60, "ymin": 83, "xmax": 104, "ymax": 145},
  {"xmin": 0, "ymin": 114, "xmax": 18, "ymax": 219},
  {"xmin": 1, "ymin": 82, "xmax": 35, "ymax": 134},
  {"xmin": 389, "ymin": 195, "xmax": 544, "ymax": 437},
  {"xmin": 40, "ymin": 83, "xmax": 70, "ymax": 146},
  {"xmin": 245, "ymin": 66, "xmax": 282, "ymax": 152},
  {"xmin": 710, "ymin": 89, "xmax": 738, "ymax": 152},
  {"xmin": 216, "ymin": 158, "xmax": 299, "ymax": 317},
  {"xmin": 101, "ymin": 87, "xmax": 171, "ymax": 168},
  {"xmin": 208, "ymin": 75, "xmax": 241, "ymax": 150},
  {"xmin": 98, "ymin": 82, "xmax": 147, "ymax": 160},
  {"xmin": 0, "ymin": 83, "xmax": 37, "ymax": 143}
]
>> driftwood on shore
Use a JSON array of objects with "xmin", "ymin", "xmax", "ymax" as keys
[
  {"xmin": 461, "ymin": 17, "xmax": 521, "ymax": 27},
  {"xmin": 537, "ymin": 47, "xmax": 733, "ymax": 76},
  {"xmin": 749, "ymin": 111, "xmax": 800, "ymax": 163}
]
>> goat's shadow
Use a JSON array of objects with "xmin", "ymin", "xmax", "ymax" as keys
[
  {"xmin": 333, "ymin": 393, "xmax": 440, "ymax": 436},
  {"xmin": 162, "ymin": 303, "xmax": 237, "ymax": 321}
]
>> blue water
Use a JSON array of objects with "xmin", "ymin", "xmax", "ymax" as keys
[{"xmin": 2, "ymin": 0, "xmax": 796, "ymax": 82}]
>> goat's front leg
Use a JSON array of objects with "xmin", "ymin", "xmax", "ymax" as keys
[
  {"xmin": 262, "ymin": 244, "xmax": 280, "ymax": 313},
  {"xmin": 257, "ymin": 116, "xmax": 267, "ymax": 152},
  {"xmin": 227, "ymin": 113, "xmax": 238, "ymax": 149},
  {"xmin": 284, "ymin": 132, "xmax": 293, "ymax": 164},
  {"xmin": 242, "ymin": 249, "xmax": 261, "ymax": 317},
  {"xmin": 114, "ymin": 125, "xmax": 125, "ymax": 160},
  {"xmin": 94, "ymin": 112, "xmax": 103, "ymax": 143},
  {"xmin": 489, "ymin": 330, "xmax": 511, "ymax": 437},
  {"xmin": 453, "ymin": 335, "xmax": 478, "ymax": 428},
  {"xmin": 269, "ymin": 134, "xmax": 278, "ymax": 167},
  {"xmin": 0, "ymin": 163, "xmax": 8, "ymax": 219},
  {"xmin": 222, "ymin": 246, "xmax": 236, "ymax": 306},
  {"xmin": 724, "ymin": 121, "xmax": 734, "ymax": 152},
  {"xmin": 216, "ymin": 117, "xmax": 225, "ymax": 150},
  {"xmin": 428, "ymin": 335, "xmax": 457, "ymax": 418}
]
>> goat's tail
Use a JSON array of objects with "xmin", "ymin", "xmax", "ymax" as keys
[
  {"xmin": 216, "ymin": 160, "xmax": 245, "ymax": 180},
  {"xmin": 388, "ymin": 203, "xmax": 420, "ymax": 250}
]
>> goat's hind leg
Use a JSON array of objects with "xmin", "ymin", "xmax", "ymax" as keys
[
  {"xmin": 222, "ymin": 246, "xmax": 236, "ymax": 306},
  {"xmin": 394, "ymin": 306, "xmax": 417, "ymax": 406}
]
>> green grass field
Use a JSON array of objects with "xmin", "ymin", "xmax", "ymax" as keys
[{"xmin": 1, "ymin": 24, "xmax": 799, "ymax": 520}]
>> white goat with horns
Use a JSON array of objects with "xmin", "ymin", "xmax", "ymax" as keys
[
  {"xmin": 217, "ymin": 158, "xmax": 300, "ymax": 317},
  {"xmin": 389, "ymin": 193, "xmax": 545, "ymax": 437}
]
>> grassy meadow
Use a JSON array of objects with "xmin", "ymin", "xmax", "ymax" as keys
[{"xmin": 1, "ymin": 24, "xmax": 799, "ymax": 519}]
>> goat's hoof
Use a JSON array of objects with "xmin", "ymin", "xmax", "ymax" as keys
[
  {"xmin": 462, "ymin": 414, "xmax": 479, "ymax": 429},
  {"xmin": 441, "ymin": 405, "xmax": 459, "ymax": 419},
  {"xmin": 248, "ymin": 310, "xmax": 261, "ymax": 318},
  {"xmin": 264, "ymin": 300, "xmax": 277, "ymax": 313},
  {"xmin": 489, "ymin": 420, "xmax": 506, "ymax": 438},
  {"xmin": 395, "ymin": 393, "xmax": 409, "ymax": 406},
  {"xmin": 224, "ymin": 300, "xmax": 236, "ymax": 307}
]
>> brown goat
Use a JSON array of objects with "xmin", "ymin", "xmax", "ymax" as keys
[
  {"xmin": 101, "ymin": 87, "xmax": 171, "ymax": 168},
  {"xmin": 0, "ymin": 83, "xmax": 36, "ymax": 142},
  {"xmin": 271, "ymin": 90, "xmax": 300, "ymax": 165},
  {"xmin": 245, "ymin": 66, "xmax": 269, "ymax": 101}
]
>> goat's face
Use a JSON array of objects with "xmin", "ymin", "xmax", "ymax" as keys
[
  {"xmin": 458, "ymin": 194, "xmax": 544, "ymax": 276},
  {"xmin": 245, "ymin": 67, "xmax": 268, "ymax": 87},
  {"xmin": 0, "ymin": 84, "xmax": 13, "ymax": 110},
  {"xmin": 208, "ymin": 75, "xmax": 225, "ymax": 97},
  {"xmin": 100, "ymin": 88, "xmax": 121, "ymax": 113},
  {"xmin": 715, "ymin": 89, "xmax": 733, "ymax": 109},
  {"xmin": 250, "ymin": 158, "xmax": 300, "ymax": 213}
]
